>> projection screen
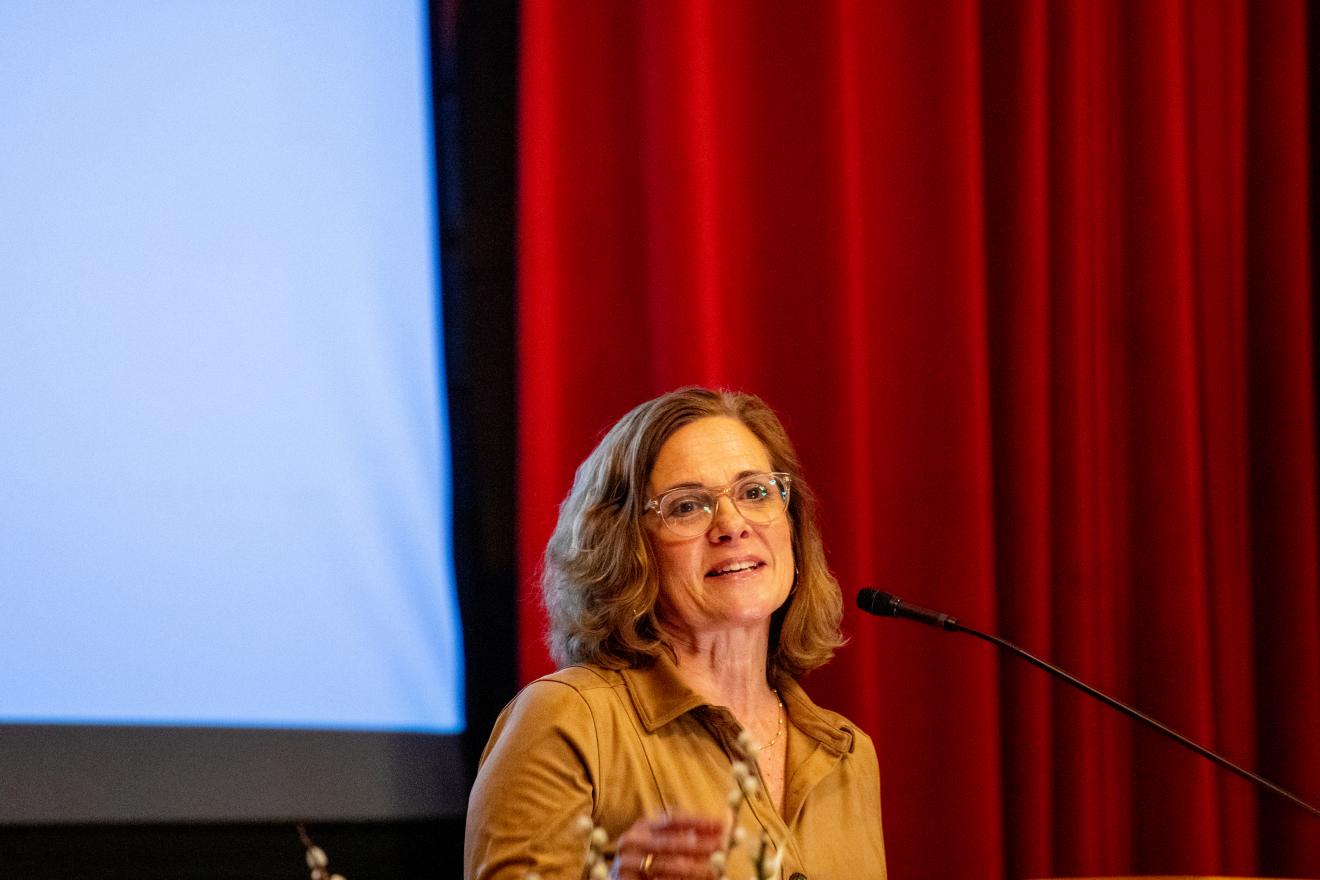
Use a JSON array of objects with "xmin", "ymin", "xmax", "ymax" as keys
[{"xmin": 0, "ymin": 1, "xmax": 466, "ymax": 821}]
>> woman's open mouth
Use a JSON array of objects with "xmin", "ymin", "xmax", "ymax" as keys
[{"xmin": 705, "ymin": 559, "xmax": 765, "ymax": 578}]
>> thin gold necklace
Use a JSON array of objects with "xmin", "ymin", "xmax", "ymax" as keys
[{"xmin": 757, "ymin": 689, "xmax": 784, "ymax": 752}]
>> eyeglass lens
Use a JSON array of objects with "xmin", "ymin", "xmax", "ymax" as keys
[{"xmin": 656, "ymin": 474, "xmax": 788, "ymax": 536}]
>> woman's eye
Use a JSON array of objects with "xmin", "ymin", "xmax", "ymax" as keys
[
  {"xmin": 665, "ymin": 496, "xmax": 706, "ymax": 518},
  {"xmin": 740, "ymin": 482, "xmax": 770, "ymax": 502}
]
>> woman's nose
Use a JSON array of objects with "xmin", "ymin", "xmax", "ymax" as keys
[{"xmin": 707, "ymin": 493, "xmax": 750, "ymax": 540}]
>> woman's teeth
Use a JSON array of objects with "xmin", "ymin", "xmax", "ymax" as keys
[{"xmin": 709, "ymin": 561, "xmax": 761, "ymax": 577}]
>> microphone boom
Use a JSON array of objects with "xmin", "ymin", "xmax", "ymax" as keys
[{"xmin": 856, "ymin": 588, "xmax": 1320, "ymax": 822}]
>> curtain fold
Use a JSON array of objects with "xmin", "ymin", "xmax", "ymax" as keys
[{"xmin": 517, "ymin": 1, "xmax": 1316, "ymax": 876}]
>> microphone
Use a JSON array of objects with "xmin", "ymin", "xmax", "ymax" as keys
[
  {"xmin": 857, "ymin": 588, "xmax": 958, "ymax": 630},
  {"xmin": 857, "ymin": 589, "xmax": 1320, "ymax": 822}
]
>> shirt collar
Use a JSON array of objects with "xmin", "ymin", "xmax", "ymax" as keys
[
  {"xmin": 618, "ymin": 654, "xmax": 856, "ymax": 755},
  {"xmin": 618, "ymin": 652, "xmax": 707, "ymax": 732},
  {"xmin": 777, "ymin": 675, "xmax": 856, "ymax": 754}
]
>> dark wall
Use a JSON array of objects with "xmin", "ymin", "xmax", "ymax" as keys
[
  {"xmin": 0, "ymin": 821, "xmax": 464, "ymax": 880},
  {"xmin": 437, "ymin": 0, "xmax": 521, "ymax": 780}
]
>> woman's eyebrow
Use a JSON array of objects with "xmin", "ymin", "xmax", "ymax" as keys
[{"xmin": 654, "ymin": 470, "xmax": 765, "ymax": 494}]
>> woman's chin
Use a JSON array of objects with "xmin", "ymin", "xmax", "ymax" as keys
[{"xmin": 706, "ymin": 593, "xmax": 791, "ymax": 631}]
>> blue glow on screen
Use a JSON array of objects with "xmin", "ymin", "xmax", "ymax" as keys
[{"xmin": 0, "ymin": 3, "xmax": 463, "ymax": 732}]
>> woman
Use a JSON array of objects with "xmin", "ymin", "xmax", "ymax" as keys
[{"xmin": 465, "ymin": 388, "xmax": 887, "ymax": 879}]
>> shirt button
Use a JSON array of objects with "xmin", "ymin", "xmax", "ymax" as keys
[{"xmin": 789, "ymin": 874, "xmax": 808, "ymax": 880}]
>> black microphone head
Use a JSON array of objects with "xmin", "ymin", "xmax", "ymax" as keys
[{"xmin": 857, "ymin": 589, "xmax": 900, "ymax": 616}]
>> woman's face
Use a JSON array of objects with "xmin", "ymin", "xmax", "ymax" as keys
[{"xmin": 645, "ymin": 416, "xmax": 795, "ymax": 640}]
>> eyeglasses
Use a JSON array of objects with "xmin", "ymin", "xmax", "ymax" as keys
[{"xmin": 644, "ymin": 472, "xmax": 792, "ymax": 538}]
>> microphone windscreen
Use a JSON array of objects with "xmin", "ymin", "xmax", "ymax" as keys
[{"xmin": 856, "ymin": 589, "xmax": 898, "ymax": 616}]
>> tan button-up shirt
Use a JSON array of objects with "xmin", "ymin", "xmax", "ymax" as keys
[{"xmin": 465, "ymin": 655, "xmax": 887, "ymax": 879}]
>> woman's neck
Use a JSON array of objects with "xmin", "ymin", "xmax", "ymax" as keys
[{"xmin": 668, "ymin": 626, "xmax": 775, "ymax": 723}]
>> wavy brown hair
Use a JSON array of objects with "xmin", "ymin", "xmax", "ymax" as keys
[{"xmin": 541, "ymin": 387, "xmax": 844, "ymax": 679}]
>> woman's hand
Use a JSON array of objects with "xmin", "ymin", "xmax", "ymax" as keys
[{"xmin": 609, "ymin": 812, "xmax": 725, "ymax": 879}]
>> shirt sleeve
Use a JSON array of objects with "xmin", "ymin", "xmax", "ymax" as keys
[{"xmin": 464, "ymin": 679, "xmax": 601, "ymax": 880}]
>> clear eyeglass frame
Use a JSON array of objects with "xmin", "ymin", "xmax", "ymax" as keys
[{"xmin": 643, "ymin": 471, "xmax": 792, "ymax": 538}]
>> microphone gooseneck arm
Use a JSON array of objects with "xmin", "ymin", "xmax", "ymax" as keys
[{"xmin": 856, "ymin": 589, "xmax": 1320, "ymax": 822}]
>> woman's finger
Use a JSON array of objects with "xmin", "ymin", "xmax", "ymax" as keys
[
  {"xmin": 635, "ymin": 850, "xmax": 714, "ymax": 879},
  {"xmin": 612, "ymin": 812, "xmax": 725, "ymax": 879}
]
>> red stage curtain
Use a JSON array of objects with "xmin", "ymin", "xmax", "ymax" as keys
[{"xmin": 516, "ymin": 2, "xmax": 1316, "ymax": 877}]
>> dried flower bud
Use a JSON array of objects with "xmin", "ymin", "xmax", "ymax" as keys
[
  {"xmin": 731, "ymin": 761, "xmax": 749, "ymax": 781},
  {"xmin": 741, "ymin": 777, "xmax": 760, "ymax": 797},
  {"xmin": 727, "ymin": 789, "xmax": 743, "ymax": 808},
  {"xmin": 732, "ymin": 827, "xmax": 747, "ymax": 844},
  {"xmin": 590, "ymin": 862, "xmax": 608, "ymax": 879},
  {"xmin": 306, "ymin": 846, "xmax": 328, "ymax": 869},
  {"xmin": 709, "ymin": 851, "xmax": 726, "ymax": 869},
  {"xmin": 589, "ymin": 827, "xmax": 608, "ymax": 848},
  {"xmin": 574, "ymin": 815, "xmax": 593, "ymax": 835},
  {"xmin": 736, "ymin": 730, "xmax": 756, "ymax": 752}
]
